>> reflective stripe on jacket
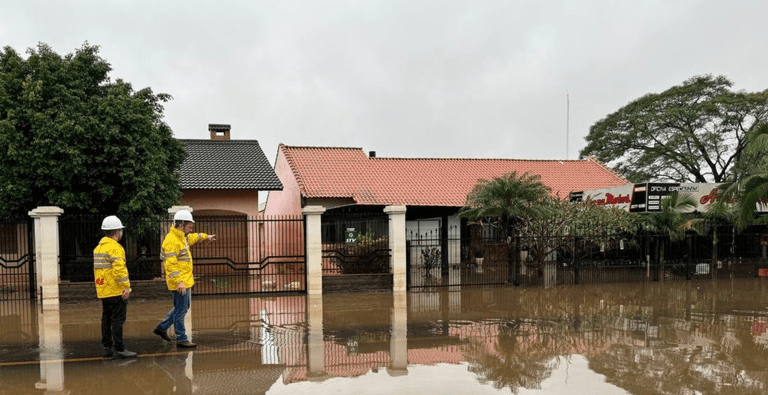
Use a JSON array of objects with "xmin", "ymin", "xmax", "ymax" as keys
[
  {"xmin": 93, "ymin": 237, "xmax": 130, "ymax": 298},
  {"xmin": 162, "ymin": 227, "xmax": 207, "ymax": 291}
]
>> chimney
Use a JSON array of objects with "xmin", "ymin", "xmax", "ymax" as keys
[
  {"xmin": 369, "ymin": 151, "xmax": 376, "ymax": 158},
  {"xmin": 209, "ymin": 124, "xmax": 231, "ymax": 140}
]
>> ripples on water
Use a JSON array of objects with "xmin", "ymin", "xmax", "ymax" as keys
[{"xmin": 2, "ymin": 279, "xmax": 768, "ymax": 394}]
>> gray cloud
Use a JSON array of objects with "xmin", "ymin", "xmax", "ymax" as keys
[{"xmin": 2, "ymin": 0, "xmax": 767, "ymax": 162}]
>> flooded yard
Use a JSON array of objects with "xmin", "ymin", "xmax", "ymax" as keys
[{"xmin": 2, "ymin": 278, "xmax": 768, "ymax": 394}]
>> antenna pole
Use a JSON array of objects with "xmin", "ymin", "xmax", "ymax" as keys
[{"xmin": 566, "ymin": 92, "xmax": 570, "ymax": 160}]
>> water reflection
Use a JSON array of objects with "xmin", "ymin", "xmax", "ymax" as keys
[
  {"xmin": 37, "ymin": 302, "xmax": 64, "ymax": 394},
  {"xmin": 2, "ymin": 279, "xmax": 768, "ymax": 394}
]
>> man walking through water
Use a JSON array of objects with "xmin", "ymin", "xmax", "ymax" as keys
[
  {"xmin": 94, "ymin": 215, "xmax": 136, "ymax": 359},
  {"xmin": 153, "ymin": 209, "xmax": 216, "ymax": 348}
]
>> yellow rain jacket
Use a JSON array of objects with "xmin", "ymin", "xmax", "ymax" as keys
[
  {"xmin": 93, "ymin": 237, "xmax": 131, "ymax": 298},
  {"xmin": 162, "ymin": 227, "xmax": 208, "ymax": 290}
]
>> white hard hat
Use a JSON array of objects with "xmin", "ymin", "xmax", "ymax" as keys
[
  {"xmin": 101, "ymin": 215, "xmax": 124, "ymax": 230},
  {"xmin": 173, "ymin": 209, "xmax": 195, "ymax": 223}
]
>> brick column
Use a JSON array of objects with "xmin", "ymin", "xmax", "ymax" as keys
[
  {"xmin": 384, "ymin": 206, "xmax": 407, "ymax": 292},
  {"xmin": 302, "ymin": 206, "xmax": 326, "ymax": 295},
  {"xmin": 29, "ymin": 206, "xmax": 64, "ymax": 309}
]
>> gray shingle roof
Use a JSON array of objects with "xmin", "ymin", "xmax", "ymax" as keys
[{"xmin": 179, "ymin": 140, "xmax": 283, "ymax": 190}]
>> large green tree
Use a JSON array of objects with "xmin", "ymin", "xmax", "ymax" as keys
[
  {"xmin": 0, "ymin": 43, "xmax": 186, "ymax": 218},
  {"xmin": 581, "ymin": 75, "xmax": 768, "ymax": 183}
]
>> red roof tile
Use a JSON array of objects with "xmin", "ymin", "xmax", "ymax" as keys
[{"xmin": 281, "ymin": 145, "xmax": 628, "ymax": 207}]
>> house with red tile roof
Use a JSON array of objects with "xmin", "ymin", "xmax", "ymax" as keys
[
  {"xmin": 264, "ymin": 144, "xmax": 628, "ymax": 270},
  {"xmin": 265, "ymin": 144, "xmax": 627, "ymax": 216}
]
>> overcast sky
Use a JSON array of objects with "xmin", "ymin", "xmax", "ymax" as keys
[{"xmin": 2, "ymin": 0, "xmax": 767, "ymax": 163}]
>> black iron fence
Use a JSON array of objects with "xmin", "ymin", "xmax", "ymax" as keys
[
  {"xmin": 322, "ymin": 213, "xmax": 390, "ymax": 275},
  {"xmin": 57, "ymin": 214, "xmax": 306, "ymax": 296},
  {"xmin": 192, "ymin": 215, "xmax": 305, "ymax": 294},
  {"xmin": 407, "ymin": 224, "xmax": 768, "ymax": 289},
  {"xmin": 59, "ymin": 214, "xmax": 166, "ymax": 283},
  {"xmin": 0, "ymin": 216, "xmax": 34, "ymax": 301}
]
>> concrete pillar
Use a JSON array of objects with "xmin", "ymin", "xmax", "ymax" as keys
[
  {"xmin": 302, "ymin": 206, "xmax": 326, "ymax": 296},
  {"xmin": 384, "ymin": 206, "xmax": 407, "ymax": 292},
  {"xmin": 306, "ymin": 293, "xmax": 326, "ymax": 379},
  {"xmin": 388, "ymin": 290, "xmax": 408, "ymax": 376},
  {"xmin": 28, "ymin": 206, "xmax": 64, "ymax": 309}
]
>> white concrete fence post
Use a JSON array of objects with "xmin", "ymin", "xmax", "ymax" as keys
[
  {"xmin": 302, "ymin": 206, "xmax": 326, "ymax": 295},
  {"xmin": 28, "ymin": 206, "xmax": 64, "ymax": 309},
  {"xmin": 384, "ymin": 205, "xmax": 407, "ymax": 292}
]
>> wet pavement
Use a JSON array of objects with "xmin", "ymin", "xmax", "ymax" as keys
[{"xmin": 3, "ymin": 278, "xmax": 768, "ymax": 394}]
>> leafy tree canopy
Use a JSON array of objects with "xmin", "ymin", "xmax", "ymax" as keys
[
  {"xmin": 0, "ymin": 42, "xmax": 186, "ymax": 219},
  {"xmin": 580, "ymin": 75, "xmax": 768, "ymax": 183}
]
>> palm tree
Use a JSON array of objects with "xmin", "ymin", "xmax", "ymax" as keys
[
  {"xmin": 459, "ymin": 172, "xmax": 550, "ymax": 232},
  {"xmin": 642, "ymin": 192, "xmax": 697, "ymax": 281},
  {"xmin": 459, "ymin": 172, "xmax": 550, "ymax": 284}
]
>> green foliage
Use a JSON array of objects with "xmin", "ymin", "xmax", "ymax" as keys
[
  {"xmin": 518, "ymin": 196, "xmax": 639, "ymax": 267},
  {"xmin": 580, "ymin": 75, "xmax": 768, "ymax": 183},
  {"xmin": 720, "ymin": 123, "xmax": 768, "ymax": 227},
  {"xmin": 459, "ymin": 172, "xmax": 551, "ymax": 238},
  {"xmin": 0, "ymin": 43, "xmax": 186, "ymax": 220},
  {"xmin": 460, "ymin": 172, "xmax": 640, "ymax": 273}
]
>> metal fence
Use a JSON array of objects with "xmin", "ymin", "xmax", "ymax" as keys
[
  {"xmin": 57, "ymin": 214, "xmax": 306, "ymax": 296},
  {"xmin": 407, "ymin": 224, "xmax": 768, "ymax": 289},
  {"xmin": 59, "ymin": 214, "xmax": 166, "ymax": 282},
  {"xmin": 192, "ymin": 215, "xmax": 305, "ymax": 294},
  {"xmin": 0, "ymin": 216, "xmax": 34, "ymax": 301},
  {"xmin": 321, "ymin": 212, "xmax": 390, "ymax": 275}
]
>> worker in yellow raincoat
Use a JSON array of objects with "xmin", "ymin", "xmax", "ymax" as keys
[
  {"xmin": 94, "ymin": 215, "xmax": 136, "ymax": 359},
  {"xmin": 153, "ymin": 209, "xmax": 216, "ymax": 348}
]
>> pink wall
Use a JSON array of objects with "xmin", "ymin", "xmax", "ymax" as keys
[
  {"xmin": 264, "ymin": 148, "xmax": 303, "ymax": 216},
  {"xmin": 181, "ymin": 189, "xmax": 260, "ymax": 218}
]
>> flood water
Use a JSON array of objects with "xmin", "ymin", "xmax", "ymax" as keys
[{"xmin": 3, "ymin": 279, "xmax": 768, "ymax": 394}]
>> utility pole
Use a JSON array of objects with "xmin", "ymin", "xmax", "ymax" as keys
[{"xmin": 566, "ymin": 91, "xmax": 570, "ymax": 160}]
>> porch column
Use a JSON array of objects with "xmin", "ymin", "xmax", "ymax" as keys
[
  {"xmin": 29, "ymin": 206, "xmax": 64, "ymax": 309},
  {"xmin": 384, "ymin": 206, "xmax": 407, "ymax": 292},
  {"xmin": 303, "ymin": 206, "xmax": 326, "ymax": 296}
]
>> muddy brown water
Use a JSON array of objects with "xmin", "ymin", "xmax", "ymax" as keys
[{"xmin": 2, "ymin": 279, "xmax": 768, "ymax": 394}]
